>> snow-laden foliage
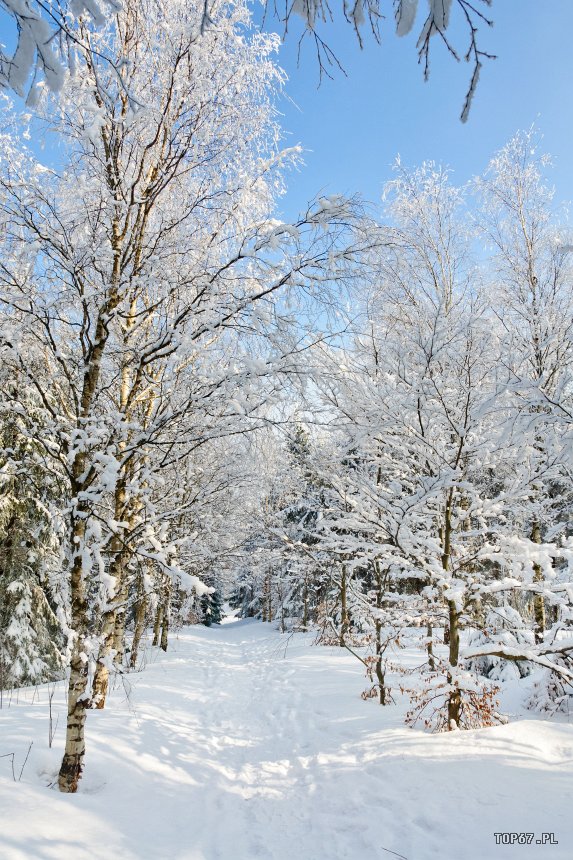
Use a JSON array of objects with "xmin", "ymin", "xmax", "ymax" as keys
[
  {"xmin": 233, "ymin": 137, "xmax": 573, "ymax": 730},
  {"xmin": 0, "ymin": 21, "xmax": 571, "ymax": 789},
  {"xmin": 0, "ymin": 0, "xmax": 365, "ymax": 792},
  {"xmin": 1, "ymin": 0, "xmax": 494, "ymax": 119},
  {"xmin": 280, "ymin": 0, "xmax": 494, "ymax": 119},
  {"xmin": 0, "ymin": 368, "xmax": 69, "ymax": 689}
]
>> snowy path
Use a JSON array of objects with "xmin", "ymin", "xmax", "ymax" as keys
[{"xmin": 1, "ymin": 619, "xmax": 573, "ymax": 859}]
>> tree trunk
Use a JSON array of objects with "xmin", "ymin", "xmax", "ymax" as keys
[
  {"xmin": 58, "ymin": 516, "xmax": 90, "ymax": 793},
  {"xmin": 112, "ymin": 568, "xmax": 130, "ymax": 667},
  {"xmin": 130, "ymin": 579, "xmax": 148, "ymax": 670},
  {"xmin": 58, "ymin": 296, "xmax": 120, "ymax": 790},
  {"xmin": 91, "ymin": 470, "xmax": 137, "ymax": 707},
  {"xmin": 91, "ymin": 543, "xmax": 128, "ymax": 707},
  {"xmin": 447, "ymin": 599, "xmax": 461, "ymax": 729},
  {"xmin": 375, "ymin": 618, "xmax": 387, "ymax": 705},
  {"xmin": 442, "ymin": 489, "xmax": 461, "ymax": 729},
  {"xmin": 160, "ymin": 587, "xmax": 170, "ymax": 652},
  {"xmin": 373, "ymin": 561, "xmax": 388, "ymax": 704},
  {"xmin": 152, "ymin": 602, "xmax": 163, "ymax": 647},
  {"xmin": 266, "ymin": 574, "xmax": 273, "ymax": 623},
  {"xmin": 531, "ymin": 521, "xmax": 546, "ymax": 644},
  {"xmin": 58, "ymin": 637, "xmax": 90, "ymax": 793},
  {"xmin": 427, "ymin": 623, "xmax": 435, "ymax": 671},
  {"xmin": 91, "ymin": 606, "xmax": 117, "ymax": 709},
  {"xmin": 473, "ymin": 595, "xmax": 485, "ymax": 629},
  {"xmin": 339, "ymin": 564, "xmax": 349, "ymax": 647}
]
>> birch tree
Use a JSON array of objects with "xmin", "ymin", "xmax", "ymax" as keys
[{"xmin": 0, "ymin": 0, "xmax": 362, "ymax": 792}]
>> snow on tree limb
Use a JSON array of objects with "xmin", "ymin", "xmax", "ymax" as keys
[
  {"xmin": 461, "ymin": 643, "xmax": 573, "ymax": 682},
  {"xmin": 1, "ymin": 0, "xmax": 495, "ymax": 120}
]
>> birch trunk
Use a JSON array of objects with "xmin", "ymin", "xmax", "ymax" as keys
[
  {"xmin": 112, "ymin": 566, "xmax": 130, "ymax": 667},
  {"xmin": 152, "ymin": 602, "xmax": 163, "ymax": 647},
  {"xmin": 58, "ymin": 287, "xmax": 120, "ymax": 791},
  {"xmin": 129, "ymin": 578, "xmax": 148, "ymax": 670},
  {"xmin": 531, "ymin": 520, "xmax": 546, "ymax": 644},
  {"xmin": 57, "ymin": 516, "xmax": 90, "ymax": 792},
  {"xmin": 91, "ymin": 544, "xmax": 125, "ymax": 708}
]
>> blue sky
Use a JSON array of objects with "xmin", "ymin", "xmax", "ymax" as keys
[
  {"xmin": 270, "ymin": 1, "xmax": 573, "ymax": 220},
  {"xmin": 1, "ymin": 2, "xmax": 571, "ymax": 222}
]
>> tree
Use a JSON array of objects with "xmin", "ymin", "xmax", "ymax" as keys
[
  {"xmin": 0, "ymin": 367, "xmax": 68, "ymax": 689},
  {"xmin": 476, "ymin": 133, "xmax": 573, "ymax": 623},
  {"xmin": 0, "ymin": 0, "xmax": 363, "ymax": 791},
  {"xmin": 266, "ymin": 424, "xmax": 327, "ymax": 630},
  {"xmin": 472, "ymin": 128, "xmax": 573, "ymax": 699},
  {"xmin": 1, "ymin": 0, "xmax": 495, "ymax": 120},
  {"xmin": 201, "ymin": 589, "xmax": 223, "ymax": 626},
  {"xmin": 305, "ymin": 153, "xmax": 573, "ymax": 728},
  {"xmin": 1, "ymin": 0, "xmax": 288, "ymax": 790}
]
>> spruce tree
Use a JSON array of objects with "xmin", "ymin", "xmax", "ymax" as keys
[
  {"xmin": 201, "ymin": 589, "xmax": 224, "ymax": 626},
  {"xmin": 0, "ymin": 382, "xmax": 67, "ymax": 688}
]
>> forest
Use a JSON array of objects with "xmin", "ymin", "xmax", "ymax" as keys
[{"xmin": 0, "ymin": 2, "xmax": 572, "ymax": 854}]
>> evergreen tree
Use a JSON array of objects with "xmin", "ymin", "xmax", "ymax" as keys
[
  {"xmin": 201, "ymin": 590, "xmax": 224, "ymax": 627},
  {"xmin": 0, "ymin": 379, "xmax": 67, "ymax": 688}
]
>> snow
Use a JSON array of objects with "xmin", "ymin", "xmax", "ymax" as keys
[
  {"xmin": 396, "ymin": 0, "xmax": 418, "ymax": 37},
  {"xmin": 1, "ymin": 620, "xmax": 573, "ymax": 859}
]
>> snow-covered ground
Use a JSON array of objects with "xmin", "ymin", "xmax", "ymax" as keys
[{"xmin": 1, "ymin": 619, "xmax": 572, "ymax": 860}]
